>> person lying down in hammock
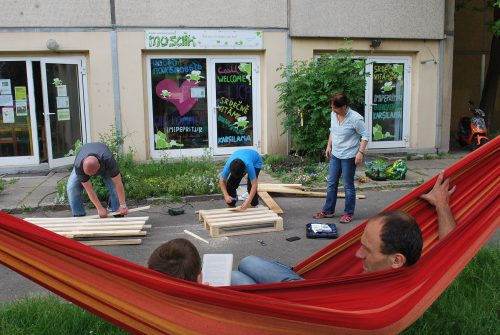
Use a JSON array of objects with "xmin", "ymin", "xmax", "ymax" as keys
[
  {"xmin": 148, "ymin": 172, "xmax": 456, "ymax": 285},
  {"xmin": 232, "ymin": 172, "xmax": 456, "ymax": 285}
]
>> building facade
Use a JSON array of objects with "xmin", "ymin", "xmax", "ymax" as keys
[{"xmin": 0, "ymin": 0, "xmax": 454, "ymax": 170}]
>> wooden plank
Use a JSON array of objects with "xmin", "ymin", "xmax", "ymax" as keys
[
  {"xmin": 34, "ymin": 221, "xmax": 148, "ymax": 228},
  {"xmin": 258, "ymin": 191, "xmax": 283, "ymax": 214},
  {"xmin": 58, "ymin": 231, "xmax": 147, "ymax": 238},
  {"xmin": 24, "ymin": 216, "xmax": 150, "ymax": 222},
  {"xmin": 209, "ymin": 216, "xmax": 282, "ymax": 228},
  {"xmin": 202, "ymin": 210, "xmax": 276, "ymax": 220},
  {"xmin": 198, "ymin": 206, "xmax": 269, "ymax": 221},
  {"xmin": 86, "ymin": 206, "xmax": 151, "ymax": 219},
  {"xmin": 80, "ymin": 239, "xmax": 142, "ymax": 246},
  {"xmin": 210, "ymin": 218, "xmax": 283, "ymax": 238},
  {"xmin": 48, "ymin": 225, "xmax": 146, "ymax": 232},
  {"xmin": 205, "ymin": 213, "xmax": 279, "ymax": 224},
  {"xmin": 256, "ymin": 186, "xmax": 366, "ymax": 199},
  {"xmin": 258, "ymin": 183, "xmax": 304, "ymax": 189}
]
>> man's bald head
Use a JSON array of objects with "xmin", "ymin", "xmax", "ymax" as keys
[{"xmin": 82, "ymin": 156, "xmax": 100, "ymax": 176}]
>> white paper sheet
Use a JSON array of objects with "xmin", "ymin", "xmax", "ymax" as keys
[{"xmin": 202, "ymin": 254, "xmax": 233, "ymax": 287}]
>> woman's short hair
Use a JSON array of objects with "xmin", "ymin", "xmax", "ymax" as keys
[
  {"xmin": 329, "ymin": 92, "xmax": 350, "ymax": 108},
  {"xmin": 148, "ymin": 238, "xmax": 201, "ymax": 282}
]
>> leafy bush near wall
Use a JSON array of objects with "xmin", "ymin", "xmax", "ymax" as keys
[{"xmin": 276, "ymin": 46, "xmax": 368, "ymax": 160}]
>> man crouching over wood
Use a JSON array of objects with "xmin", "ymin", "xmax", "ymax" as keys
[
  {"xmin": 219, "ymin": 149, "xmax": 263, "ymax": 211},
  {"xmin": 67, "ymin": 142, "xmax": 128, "ymax": 218}
]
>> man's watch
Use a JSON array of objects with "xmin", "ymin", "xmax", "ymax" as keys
[{"xmin": 119, "ymin": 203, "xmax": 127, "ymax": 209}]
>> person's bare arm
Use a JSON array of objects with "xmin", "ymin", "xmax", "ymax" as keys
[
  {"xmin": 420, "ymin": 172, "xmax": 457, "ymax": 238},
  {"xmin": 241, "ymin": 178, "xmax": 258, "ymax": 211},
  {"xmin": 112, "ymin": 173, "xmax": 128, "ymax": 215},
  {"xmin": 325, "ymin": 133, "xmax": 332, "ymax": 158},
  {"xmin": 219, "ymin": 178, "xmax": 233, "ymax": 204},
  {"xmin": 355, "ymin": 140, "xmax": 368, "ymax": 165},
  {"xmin": 82, "ymin": 180, "xmax": 107, "ymax": 218}
]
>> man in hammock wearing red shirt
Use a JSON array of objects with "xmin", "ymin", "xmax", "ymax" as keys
[{"xmin": 231, "ymin": 172, "xmax": 456, "ymax": 284}]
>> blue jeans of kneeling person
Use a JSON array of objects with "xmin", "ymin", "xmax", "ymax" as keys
[
  {"xmin": 323, "ymin": 155, "xmax": 357, "ymax": 215},
  {"xmin": 67, "ymin": 168, "xmax": 120, "ymax": 216},
  {"xmin": 231, "ymin": 255, "xmax": 304, "ymax": 285}
]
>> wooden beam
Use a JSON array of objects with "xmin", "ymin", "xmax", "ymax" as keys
[
  {"xmin": 25, "ymin": 216, "xmax": 150, "ymax": 222},
  {"xmin": 80, "ymin": 239, "xmax": 143, "ymax": 246},
  {"xmin": 33, "ymin": 221, "xmax": 148, "ymax": 228},
  {"xmin": 58, "ymin": 230, "xmax": 147, "ymax": 238},
  {"xmin": 258, "ymin": 191, "xmax": 283, "ymax": 214}
]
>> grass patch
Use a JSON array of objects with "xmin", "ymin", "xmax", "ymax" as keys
[
  {"xmin": 0, "ymin": 178, "xmax": 17, "ymax": 194},
  {"xmin": 0, "ymin": 296, "xmax": 127, "ymax": 335},
  {"xmin": 56, "ymin": 155, "xmax": 220, "ymax": 203},
  {"xmin": 2, "ymin": 246, "xmax": 497, "ymax": 334},
  {"xmin": 403, "ymin": 245, "xmax": 499, "ymax": 334}
]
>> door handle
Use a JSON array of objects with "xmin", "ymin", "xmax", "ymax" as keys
[{"xmin": 44, "ymin": 112, "xmax": 56, "ymax": 116}]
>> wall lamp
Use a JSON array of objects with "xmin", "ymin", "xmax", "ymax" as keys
[
  {"xmin": 46, "ymin": 39, "xmax": 60, "ymax": 51},
  {"xmin": 370, "ymin": 38, "xmax": 382, "ymax": 48}
]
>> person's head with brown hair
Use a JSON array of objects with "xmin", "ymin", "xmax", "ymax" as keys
[
  {"xmin": 148, "ymin": 238, "xmax": 202, "ymax": 283},
  {"xmin": 356, "ymin": 210, "xmax": 423, "ymax": 273},
  {"xmin": 329, "ymin": 92, "xmax": 350, "ymax": 116}
]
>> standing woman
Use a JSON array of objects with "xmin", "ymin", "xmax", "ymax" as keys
[{"xmin": 314, "ymin": 92, "xmax": 369, "ymax": 223}]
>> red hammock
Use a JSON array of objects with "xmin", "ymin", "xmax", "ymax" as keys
[{"xmin": 1, "ymin": 136, "xmax": 499, "ymax": 335}]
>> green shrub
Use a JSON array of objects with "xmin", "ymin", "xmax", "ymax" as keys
[{"xmin": 276, "ymin": 46, "xmax": 368, "ymax": 160}]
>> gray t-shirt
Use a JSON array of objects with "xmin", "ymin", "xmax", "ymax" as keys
[{"xmin": 74, "ymin": 142, "xmax": 120, "ymax": 183}]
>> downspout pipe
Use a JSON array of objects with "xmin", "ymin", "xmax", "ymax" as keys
[{"xmin": 110, "ymin": 0, "xmax": 123, "ymax": 153}]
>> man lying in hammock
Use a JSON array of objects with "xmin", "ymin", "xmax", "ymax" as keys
[{"xmin": 231, "ymin": 172, "xmax": 456, "ymax": 284}]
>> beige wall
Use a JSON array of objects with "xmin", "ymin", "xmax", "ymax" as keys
[
  {"xmin": 292, "ymin": 38, "xmax": 441, "ymax": 150},
  {"xmin": 115, "ymin": 0, "xmax": 287, "ymax": 28},
  {"xmin": 1, "ymin": 0, "xmax": 110, "ymax": 27},
  {"xmin": 290, "ymin": 0, "xmax": 445, "ymax": 39}
]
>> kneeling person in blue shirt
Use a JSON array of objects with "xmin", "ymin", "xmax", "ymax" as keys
[{"xmin": 219, "ymin": 149, "xmax": 263, "ymax": 211}]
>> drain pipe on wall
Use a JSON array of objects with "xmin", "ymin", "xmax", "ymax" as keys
[
  {"xmin": 286, "ymin": 0, "xmax": 292, "ymax": 154},
  {"xmin": 434, "ymin": 38, "xmax": 445, "ymax": 154},
  {"xmin": 109, "ymin": 0, "xmax": 123, "ymax": 154}
]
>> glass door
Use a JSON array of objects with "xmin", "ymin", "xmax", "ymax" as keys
[
  {"xmin": 41, "ymin": 58, "xmax": 88, "ymax": 168},
  {"xmin": 0, "ymin": 60, "xmax": 39, "ymax": 165},
  {"xmin": 365, "ymin": 57, "xmax": 411, "ymax": 149},
  {"xmin": 211, "ymin": 58, "xmax": 260, "ymax": 155}
]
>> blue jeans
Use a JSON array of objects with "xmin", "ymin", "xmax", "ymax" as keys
[
  {"xmin": 322, "ymin": 155, "xmax": 356, "ymax": 215},
  {"xmin": 231, "ymin": 255, "xmax": 303, "ymax": 285},
  {"xmin": 67, "ymin": 168, "xmax": 119, "ymax": 216}
]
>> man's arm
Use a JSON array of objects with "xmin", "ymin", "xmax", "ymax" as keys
[
  {"xmin": 112, "ymin": 173, "xmax": 129, "ymax": 215},
  {"xmin": 420, "ymin": 172, "xmax": 457, "ymax": 238},
  {"xmin": 81, "ymin": 180, "xmax": 108, "ymax": 218},
  {"xmin": 241, "ymin": 178, "xmax": 258, "ymax": 211},
  {"xmin": 219, "ymin": 177, "xmax": 234, "ymax": 204}
]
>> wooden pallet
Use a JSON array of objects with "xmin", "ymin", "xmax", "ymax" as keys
[
  {"xmin": 24, "ymin": 212, "xmax": 150, "ymax": 246},
  {"xmin": 199, "ymin": 207, "xmax": 283, "ymax": 237}
]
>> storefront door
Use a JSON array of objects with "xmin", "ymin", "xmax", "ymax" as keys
[
  {"xmin": 147, "ymin": 56, "xmax": 260, "ymax": 158},
  {"xmin": 41, "ymin": 58, "xmax": 89, "ymax": 168},
  {"xmin": 365, "ymin": 57, "xmax": 411, "ymax": 149}
]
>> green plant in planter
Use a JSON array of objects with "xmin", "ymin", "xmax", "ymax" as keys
[{"xmin": 276, "ymin": 46, "xmax": 368, "ymax": 160}]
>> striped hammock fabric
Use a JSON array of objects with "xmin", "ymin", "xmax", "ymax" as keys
[{"xmin": 1, "ymin": 136, "xmax": 499, "ymax": 335}]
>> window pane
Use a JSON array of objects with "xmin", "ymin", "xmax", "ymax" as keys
[
  {"xmin": 0, "ymin": 61, "xmax": 33, "ymax": 157},
  {"xmin": 150, "ymin": 58, "xmax": 208, "ymax": 150},
  {"xmin": 371, "ymin": 63, "xmax": 404, "ymax": 141},
  {"xmin": 215, "ymin": 62, "xmax": 253, "ymax": 147}
]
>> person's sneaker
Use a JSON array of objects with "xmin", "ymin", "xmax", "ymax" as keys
[
  {"xmin": 313, "ymin": 211, "xmax": 334, "ymax": 219},
  {"xmin": 340, "ymin": 214, "xmax": 353, "ymax": 223}
]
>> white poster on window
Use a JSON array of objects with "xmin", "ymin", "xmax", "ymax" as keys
[
  {"xmin": 57, "ymin": 108, "xmax": 71, "ymax": 121},
  {"xmin": 56, "ymin": 96, "xmax": 70, "ymax": 108},
  {"xmin": 15, "ymin": 101, "xmax": 28, "ymax": 116},
  {"xmin": 57, "ymin": 85, "xmax": 67, "ymax": 97},
  {"xmin": 0, "ymin": 94, "xmax": 14, "ymax": 107},
  {"xmin": 0, "ymin": 79, "xmax": 12, "ymax": 95},
  {"xmin": 2, "ymin": 107, "xmax": 15, "ymax": 123}
]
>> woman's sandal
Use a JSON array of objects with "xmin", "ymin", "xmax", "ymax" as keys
[{"xmin": 340, "ymin": 214, "xmax": 353, "ymax": 223}]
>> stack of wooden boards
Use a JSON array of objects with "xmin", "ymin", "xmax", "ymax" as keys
[
  {"xmin": 198, "ymin": 206, "xmax": 283, "ymax": 238},
  {"xmin": 23, "ymin": 207, "xmax": 151, "ymax": 246}
]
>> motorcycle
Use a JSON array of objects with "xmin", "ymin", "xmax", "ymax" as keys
[{"xmin": 457, "ymin": 100, "xmax": 489, "ymax": 150}]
